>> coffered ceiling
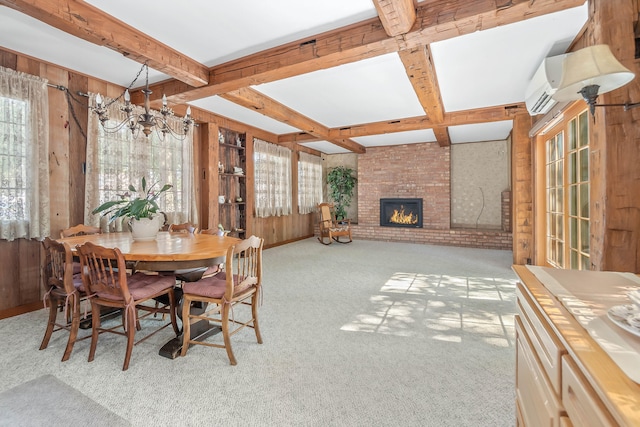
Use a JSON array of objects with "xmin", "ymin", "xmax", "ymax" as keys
[{"xmin": 0, "ymin": 0, "xmax": 588, "ymax": 154}]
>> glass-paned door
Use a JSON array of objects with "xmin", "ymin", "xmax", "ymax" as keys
[{"xmin": 544, "ymin": 108, "xmax": 590, "ymax": 270}]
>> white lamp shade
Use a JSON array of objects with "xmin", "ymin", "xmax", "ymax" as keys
[{"xmin": 553, "ymin": 44, "xmax": 635, "ymax": 102}]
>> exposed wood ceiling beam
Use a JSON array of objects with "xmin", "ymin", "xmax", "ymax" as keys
[
  {"xmin": 0, "ymin": 0, "xmax": 209, "ymax": 87},
  {"xmin": 277, "ymin": 132, "xmax": 321, "ymax": 144},
  {"xmin": 399, "ymin": 44, "xmax": 450, "ymax": 145},
  {"xmin": 432, "ymin": 127, "xmax": 451, "ymax": 147},
  {"xmin": 443, "ymin": 103, "xmax": 527, "ymax": 126},
  {"xmin": 326, "ymin": 116, "xmax": 431, "ymax": 140},
  {"xmin": 372, "ymin": 0, "xmax": 416, "ymax": 37},
  {"xmin": 136, "ymin": 0, "xmax": 585, "ymax": 105},
  {"xmin": 178, "ymin": 104, "xmax": 321, "ymax": 156},
  {"xmin": 137, "ymin": 18, "xmax": 392, "ymax": 106},
  {"xmin": 279, "ymin": 102, "xmax": 526, "ymax": 145},
  {"xmin": 6, "ymin": 0, "xmax": 581, "ymax": 153},
  {"xmin": 399, "ymin": 45, "xmax": 444, "ymax": 123},
  {"xmin": 321, "ymin": 103, "xmax": 527, "ymax": 139},
  {"xmin": 220, "ymin": 88, "xmax": 366, "ymax": 154}
]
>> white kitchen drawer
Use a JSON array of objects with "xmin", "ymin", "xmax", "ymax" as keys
[
  {"xmin": 561, "ymin": 356, "xmax": 616, "ymax": 427},
  {"xmin": 517, "ymin": 282, "xmax": 565, "ymax": 395}
]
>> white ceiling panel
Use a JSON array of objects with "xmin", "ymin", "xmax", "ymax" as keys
[
  {"xmin": 449, "ymin": 121, "xmax": 514, "ymax": 144},
  {"xmin": 253, "ymin": 53, "xmax": 425, "ymax": 128},
  {"xmin": 431, "ymin": 5, "xmax": 588, "ymax": 112},
  {"xmin": 299, "ymin": 141, "xmax": 352, "ymax": 155},
  {"xmin": 189, "ymin": 96, "xmax": 300, "ymax": 135},
  {"xmin": 85, "ymin": 0, "xmax": 378, "ymax": 67},
  {"xmin": 0, "ymin": 7, "xmax": 167, "ymax": 86}
]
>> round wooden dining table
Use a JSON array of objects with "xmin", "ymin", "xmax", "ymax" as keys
[
  {"xmin": 59, "ymin": 231, "xmax": 241, "ymax": 270},
  {"xmin": 58, "ymin": 231, "xmax": 242, "ymax": 359}
]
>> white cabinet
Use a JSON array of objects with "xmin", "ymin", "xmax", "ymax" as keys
[{"xmin": 513, "ymin": 265, "xmax": 637, "ymax": 427}]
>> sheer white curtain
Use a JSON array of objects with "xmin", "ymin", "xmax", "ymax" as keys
[
  {"xmin": 254, "ymin": 138, "xmax": 292, "ymax": 218},
  {"xmin": 0, "ymin": 66, "xmax": 49, "ymax": 241},
  {"xmin": 298, "ymin": 151, "xmax": 322, "ymax": 214},
  {"xmin": 84, "ymin": 93, "xmax": 197, "ymax": 230}
]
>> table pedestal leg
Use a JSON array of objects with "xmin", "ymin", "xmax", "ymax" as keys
[{"xmin": 159, "ymin": 300, "xmax": 219, "ymax": 359}]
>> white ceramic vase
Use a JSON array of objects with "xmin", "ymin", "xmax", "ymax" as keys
[{"xmin": 129, "ymin": 216, "xmax": 161, "ymax": 241}]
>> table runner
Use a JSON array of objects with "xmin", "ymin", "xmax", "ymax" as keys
[{"xmin": 526, "ymin": 265, "xmax": 640, "ymax": 384}]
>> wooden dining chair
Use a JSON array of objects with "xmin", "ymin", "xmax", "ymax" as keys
[
  {"xmin": 39, "ymin": 237, "xmax": 89, "ymax": 362},
  {"xmin": 168, "ymin": 222, "xmax": 199, "ymax": 234},
  {"xmin": 77, "ymin": 242, "xmax": 179, "ymax": 371},
  {"xmin": 60, "ymin": 224, "xmax": 101, "ymax": 239},
  {"xmin": 180, "ymin": 235, "xmax": 264, "ymax": 365}
]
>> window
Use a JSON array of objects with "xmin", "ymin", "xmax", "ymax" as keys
[
  {"xmin": 0, "ymin": 96, "xmax": 28, "ymax": 221},
  {"xmin": 94, "ymin": 127, "xmax": 184, "ymax": 214},
  {"xmin": 0, "ymin": 67, "xmax": 49, "ymax": 241},
  {"xmin": 544, "ymin": 109, "xmax": 589, "ymax": 269},
  {"xmin": 253, "ymin": 138, "xmax": 292, "ymax": 218},
  {"xmin": 298, "ymin": 151, "xmax": 322, "ymax": 214},
  {"xmin": 84, "ymin": 94, "xmax": 195, "ymax": 229}
]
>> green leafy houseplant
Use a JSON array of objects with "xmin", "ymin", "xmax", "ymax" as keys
[
  {"xmin": 92, "ymin": 176, "xmax": 172, "ymax": 223},
  {"xmin": 326, "ymin": 166, "xmax": 356, "ymax": 221}
]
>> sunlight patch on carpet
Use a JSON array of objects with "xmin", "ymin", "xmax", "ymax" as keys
[{"xmin": 340, "ymin": 272, "xmax": 516, "ymax": 348}]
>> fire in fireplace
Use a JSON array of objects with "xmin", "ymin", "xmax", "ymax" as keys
[{"xmin": 380, "ymin": 198, "xmax": 423, "ymax": 228}]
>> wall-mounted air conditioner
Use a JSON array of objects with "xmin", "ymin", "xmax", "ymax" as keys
[{"xmin": 525, "ymin": 54, "xmax": 567, "ymax": 115}]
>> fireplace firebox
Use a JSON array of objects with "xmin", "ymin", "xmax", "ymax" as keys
[{"xmin": 380, "ymin": 198, "xmax": 423, "ymax": 228}]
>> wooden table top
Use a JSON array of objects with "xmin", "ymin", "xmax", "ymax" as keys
[{"xmin": 59, "ymin": 231, "xmax": 241, "ymax": 263}]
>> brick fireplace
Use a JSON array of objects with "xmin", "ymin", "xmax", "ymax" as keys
[{"xmin": 349, "ymin": 143, "xmax": 512, "ymax": 250}]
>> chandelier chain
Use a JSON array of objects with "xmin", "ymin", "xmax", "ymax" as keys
[{"xmin": 100, "ymin": 61, "xmax": 149, "ymax": 110}]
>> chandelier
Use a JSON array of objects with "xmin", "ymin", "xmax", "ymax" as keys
[{"xmin": 92, "ymin": 62, "xmax": 194, "ymax": 140}]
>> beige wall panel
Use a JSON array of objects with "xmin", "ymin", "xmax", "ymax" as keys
[{"xmin": 451, "ymin": 140, "xmax": 510, "ymax": 229}]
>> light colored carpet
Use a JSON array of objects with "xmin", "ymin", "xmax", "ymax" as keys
[
  {"xmin": 0, "ymin": 238, "xmax": 517, "ymax": 426},
  {"xmin": 0, "ymin": 374, "xmax": 129, "ymax": 426}
]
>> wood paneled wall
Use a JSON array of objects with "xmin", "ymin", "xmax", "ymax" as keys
[
  {"xmin": 0, "ymin": 47, "xmax": 316, "ymax": 314},
  {"xmin": 586, "ymin": 0, "xmax": 640, "ymax": 271},
  {"xmin": 0, "ymin": 48, "xmax": 89, "ymax": 312}
]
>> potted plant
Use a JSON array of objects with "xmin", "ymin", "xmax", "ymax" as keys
[
  {"xmin": 326, "ymin": 166, "xmax": 357, "ymax": 221},
  {"xmin": 92, "ymin": 176, "xmax": 172, "ymax": 241}
]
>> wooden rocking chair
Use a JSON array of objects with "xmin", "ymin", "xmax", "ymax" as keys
[{"xmin": 317, "ymin": 203, "xmax": 352, "ymax": 245}]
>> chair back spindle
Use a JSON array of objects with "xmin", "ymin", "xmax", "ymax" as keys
[{"xmin": 79, "ymin": 242, "xmax": 131, "ymax": 302}]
